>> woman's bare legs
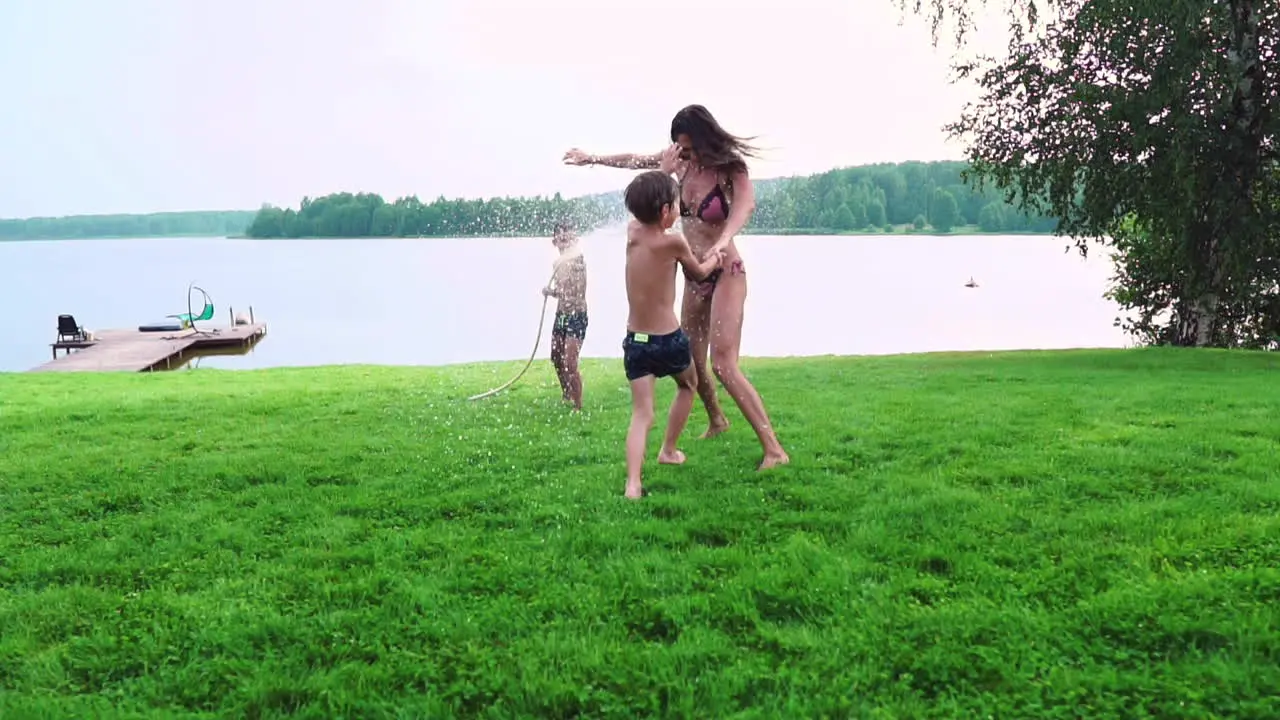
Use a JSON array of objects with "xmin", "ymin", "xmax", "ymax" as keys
[
  {"xmin": 708, "ymin": 272, "xmax": 789, "ymax": 470},
  {"xmin": 680, "ymin": 283, "xmax": 730, "ymax": 438}
]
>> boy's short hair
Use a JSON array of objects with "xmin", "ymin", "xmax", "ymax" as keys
[
  {"xmin": 624, "ymin": 171, "xmax": 678, "ymax": 225},
  {"xmin": 553, "ymin": 219, "xmax": 573, "ymax": 233}
]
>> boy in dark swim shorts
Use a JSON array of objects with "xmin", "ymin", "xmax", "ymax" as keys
[
  {"xmin": 544, "ymin": 221, "xmax": 588, "ymax": 410},
  {"xmin": 620, "ymin": 170, "xmax": 723, "ymax": 499}
]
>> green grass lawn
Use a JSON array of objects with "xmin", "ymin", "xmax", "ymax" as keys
[{"xmin": 2, "ymin": 349, "xmax": 1279, "ymax": 718}]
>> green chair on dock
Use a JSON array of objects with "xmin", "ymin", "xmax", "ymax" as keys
[{"xmin": 168, "ymin": 284, "xmax": 215, "ymax": 333}]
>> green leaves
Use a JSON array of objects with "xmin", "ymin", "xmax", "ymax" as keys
[
  {"xmin": 0, "ymin": 211, "xmax": 257, "ymax": 241},
  {"xmin": 901, "ymin": 0, "xmax": 1280, "ymax": 346},
  {"xmin": 246, "ymin": 190, "xmax": 627, "ymax": 239}
]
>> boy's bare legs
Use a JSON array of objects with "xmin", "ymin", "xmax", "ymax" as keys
[
  {"xmin": 680, "ymin": 284, "xmax": 730, "ymax": 438},
  {"xmin": 658, "ymin": 364, "xmax": 699, "ymax": 465},
  {"xmin": 550, "ymin": 333, "xmax": 570, "ymax": 402},
  {"xmin": 709, "ymin": 274, "xmax": 789, "ymax": 470},
  {"xmin": 562, "ymin": 335, "xmax": 583, "ymax": 411},
  {"xmin": 625, "ymin": 375, "xmax": 656, "ymax": 499}
]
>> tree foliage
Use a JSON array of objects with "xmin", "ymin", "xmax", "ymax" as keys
[
  {"xmin": 749, "ymin": 160, "xmax": 1058, "ymax": 233},
  {"xmin": 897, "ymin": 0, "xmax": 1279, "ymax": 347},
  {"xmin": 244, "ymin": 161, "xmax": 1061, "ymax": 240},
  {"xmin": 0, "ymin": 211, "xmax": 256, "ymax": 241},
  {"xmin": 0, "ymin": 161, "xmax": 1064, "ymax": 242},
  {"xmin": 246, "ymin": 190, "xmax": 625, "ymax": 239}
]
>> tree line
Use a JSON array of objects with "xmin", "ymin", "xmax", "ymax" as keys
[
  {"xmin": 0, "ymin": 159, "xmax": 1059, "ymax": 242},
  {"xmin": 244, "ymin": 191, "xmax": 626, "ymax": 239},
  {"xmin": 240, "ymin": 160, "xmax": 1056, "ymax": 239},
  {"xmin": 0, "ymin": 210, "xmax": 257, "ymax": 241},
  {"xmin": 751, "ymin": 161, "xmax": 1057, "ymax": 234}
]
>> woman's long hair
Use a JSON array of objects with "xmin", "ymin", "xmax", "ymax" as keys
[{"xmin": 669, "ymin": 104, "xmax": 759, "ymax": 175}]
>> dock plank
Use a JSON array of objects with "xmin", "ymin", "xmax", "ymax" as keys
[{"xmin": 31, "ymin": 324, "xmax": 268, "ymax": 373}]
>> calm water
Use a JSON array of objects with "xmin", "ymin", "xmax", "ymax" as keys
[{"xmin": 0, "ymin": 230, "xmax": 1130, "ymax": 373}]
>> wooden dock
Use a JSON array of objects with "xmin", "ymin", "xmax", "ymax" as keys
[{"xmin": 31, "ymin": 323, "xmax": 268, "ymax": 373}]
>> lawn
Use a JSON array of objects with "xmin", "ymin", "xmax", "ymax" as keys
[{"xmin": 1, "ymin": 349, "xmax": 1278, "ymax": 718}]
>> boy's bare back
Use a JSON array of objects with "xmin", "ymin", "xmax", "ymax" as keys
[
  {"xmin": 625, "ymin": 220, "xmax": 717, "ymax": 335},
  {"xmin": 617, "ymin": 169, "xmax": 725, "ymax": 500}
]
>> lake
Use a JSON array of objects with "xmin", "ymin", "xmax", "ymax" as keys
[{"xmin": 0, "ymin": 230, "xmax": 1131, "ymax": 373}]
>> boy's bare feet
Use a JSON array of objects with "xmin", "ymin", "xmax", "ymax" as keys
[
  {"xmin": 657, "ymin": 448, "xmax": 686, "ymax": 465},
  {"xmin": 699, "ymin": 418, "xmax": 730, "ymax": 439},
  {"xmin": 757, "ymin": 451, "xmax": 790, "ymax": 471},
  {"xmin": 625, "ymin": 480, "xmax": 644, "ymax": 500}
]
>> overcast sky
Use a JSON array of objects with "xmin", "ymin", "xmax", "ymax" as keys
[{"xmin": 0, "ymin": 0, "xmax": 1005, "ymax": 218}]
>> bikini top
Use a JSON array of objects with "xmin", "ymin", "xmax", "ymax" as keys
[{"xmin": 678, "ymin": 166, "xmax": 731, "ymax": 223}]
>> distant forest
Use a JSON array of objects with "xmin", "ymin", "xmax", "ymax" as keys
[
  {"xmin": 752, "ymin": 160, "xmax": 1059, "ymax": 234},
  {"xmin": 0, "ymin": 210, "xmax": 256, "ymax": 241},
  {"xmin": 242, "ymin": 161, "xmax": 1057, "ymax": 238},
  {"xmin": 0, "ymin": 161, "xmax": 1058, "ymax": 241},
  {"xmin": 245, "ymin": 191, "xmax": 625, "ymax": 240}
]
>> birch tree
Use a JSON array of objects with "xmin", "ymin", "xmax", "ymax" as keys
[{"xmin": 898, "ymin": 0, "xmax": 1278, "ymax": 346}]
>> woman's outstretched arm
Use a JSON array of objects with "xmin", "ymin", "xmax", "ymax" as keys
[{"xmin": 563, "ymin": 148, "xmax": 662, "ymax": 169}]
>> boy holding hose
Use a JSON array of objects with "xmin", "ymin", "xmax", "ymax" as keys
[{"xmin": 544, "ymin": 220, "xmax": 588, "ymax": 410}]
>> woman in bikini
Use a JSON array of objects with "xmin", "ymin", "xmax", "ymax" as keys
[{"xmin": 562, "ymin": 104, "xmax": 789, "ymax": 470}]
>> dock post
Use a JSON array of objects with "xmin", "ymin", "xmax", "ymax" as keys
[
  {"xmin": 229, "ymin": 307, "xmax": 234, "ymax": 324},
  {"xmin": 250, "ymin": 306, "xmax": 255, "ymax": 324}
]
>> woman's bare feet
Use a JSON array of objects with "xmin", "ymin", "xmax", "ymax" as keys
[
  {"xmin": 657, "ymin": 448, "xmax": 687, "ymax": 465},
  {"xmin": 699, "ymin": 418, "xmax": 730, "ymax": 439},
  {"xmin": 757, "ymin": 451, "xmax": 790, "ymax": 471},
  {"xmin": 625, "ymin": 480, "xmax": 643, "ymax": 499}
]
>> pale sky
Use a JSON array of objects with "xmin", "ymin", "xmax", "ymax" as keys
[{"xmin": 0, "ymin": 0, "xmax": 1005, "ymax": 218}]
